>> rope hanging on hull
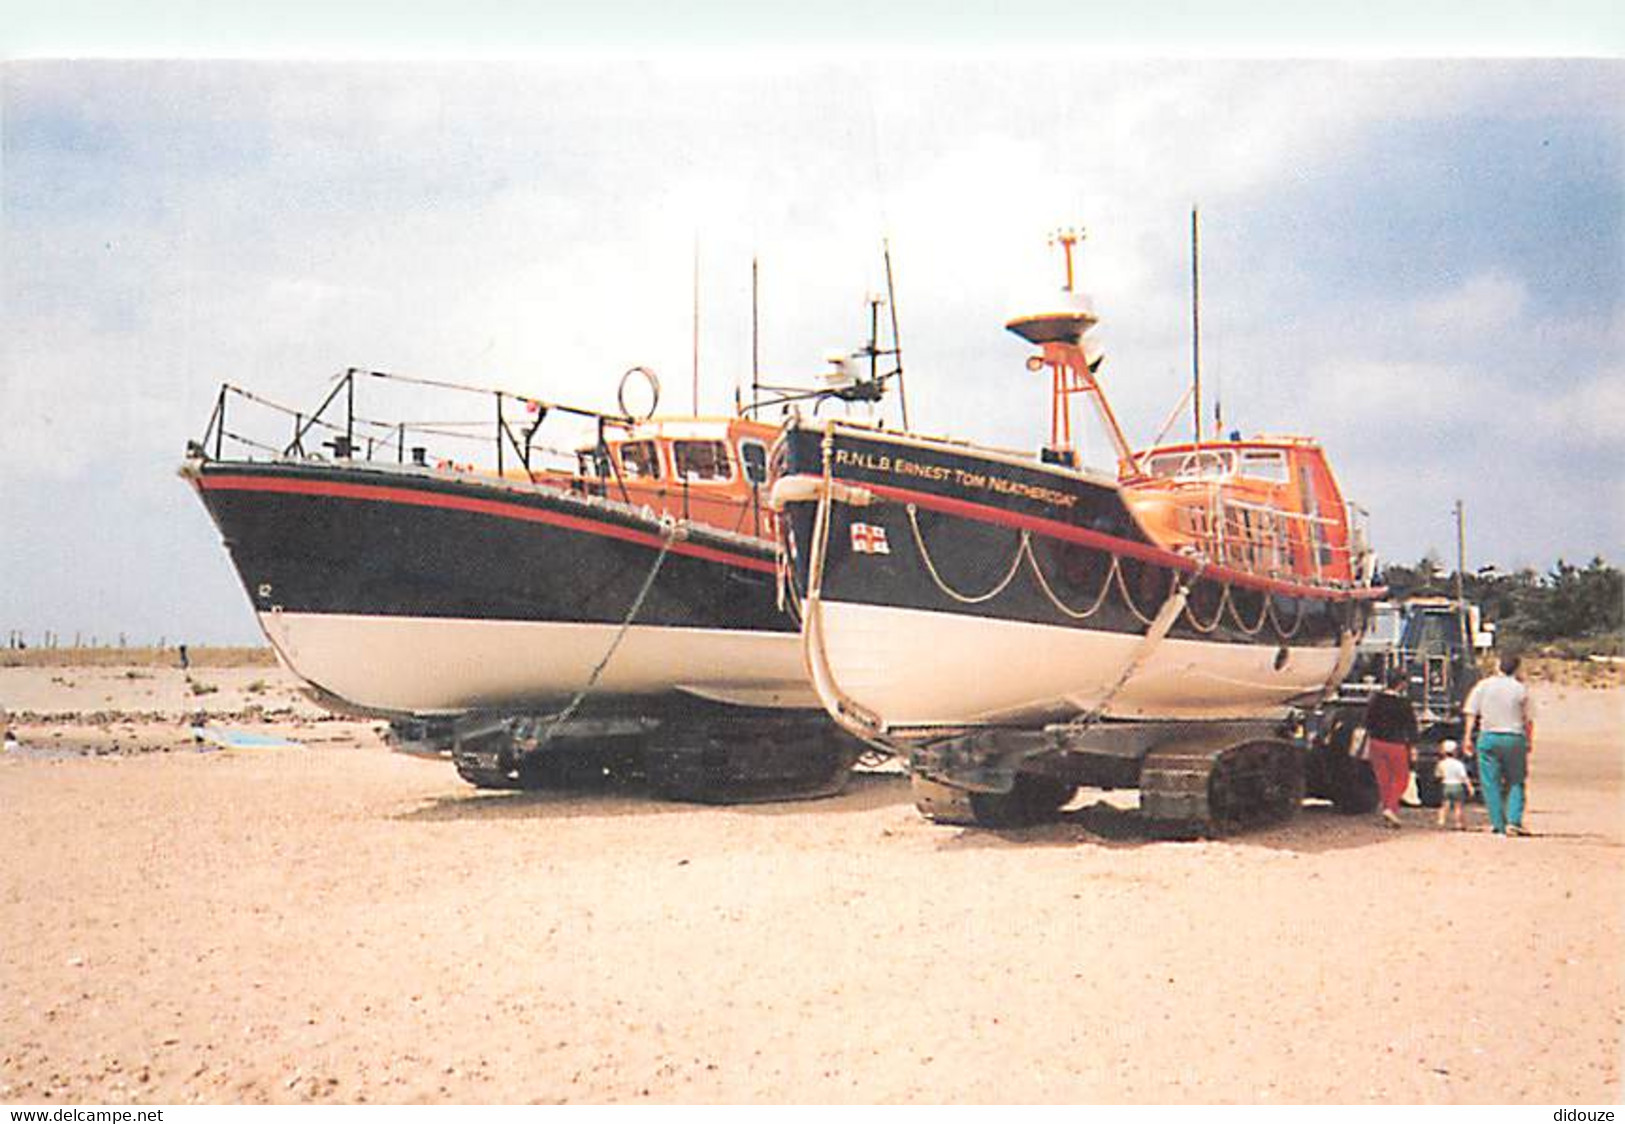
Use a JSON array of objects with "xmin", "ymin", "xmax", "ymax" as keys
[
  {"xmin": 800, "ymin": 427, "xmax": 894, "ymax": 747},
  {"xmin": 529, "ymin": 519, "xmax": 682, "ymax": 756},
  {"xmin": 905, "ymin": 504, "xmax": 1028, "ymax": 605},
  {"xmin": 1063, "ymin": 561, "xmax": 1204, "ymax": 733},
  {"xmin": 1026, "ymin": 541, "xmax": 1119, "ymax": 621},
  {"xmin": 1267, "ymin": 592, "xmax": 1307, "ymax": 640},
  {"xmin": 901, "ymin": 495, "xmax": 1312, "ymax": 639}
]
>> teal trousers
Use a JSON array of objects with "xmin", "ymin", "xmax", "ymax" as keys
[{"xmin": 1475, "ymin": 732, "xmax": 1527, "ymax": 833}]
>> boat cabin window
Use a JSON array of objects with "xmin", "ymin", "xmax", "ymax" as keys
[
  {"xmin": 617, "ymin": 440, "xmax": 663, "ymax": 480},
  {"xmin": 1145, "ymin": 449, "xmax": 1234, "ymax": 481},
  {"xmin": 739, "ymin": 440, "xmax": 769, "ymax": 486},
  {"xmin": 673, "ymin": 439, "xmax": 733, "ymax": 483},
  {"xmin": 1238, "ymin": 449, "xmax": 1289, "ymax": 484}
]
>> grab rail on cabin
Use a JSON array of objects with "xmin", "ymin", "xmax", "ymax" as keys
[
  {"xmin": 1174, "ymin": 491, "xmax": 1357, "ymax": 587},
  {"xmin": 1344, "ymin": 501, "xmax": 1376, "ymax": 585}
]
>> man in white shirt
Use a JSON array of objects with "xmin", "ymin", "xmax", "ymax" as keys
[{"xmin": 1463, "ymin": 653, "xmax": 1536, "ymax": 836}]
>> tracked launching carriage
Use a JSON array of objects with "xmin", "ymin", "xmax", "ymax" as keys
[{"xmin": 773, "ymin": 230, "xmax": 1384, "ymax": 832}]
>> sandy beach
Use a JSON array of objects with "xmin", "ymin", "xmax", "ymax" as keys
[{"xmin": 1, "ymin": 662, "xmax": 1619, "ymax": 1104}]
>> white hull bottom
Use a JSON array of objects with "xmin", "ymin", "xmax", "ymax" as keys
[
  {"xmin": 813, "ymin": 600, "xmax": 1343, "ymax": 730},
  {"xmin": 258, "ymin": 611, "xmax": 820, "ymax": 715}
]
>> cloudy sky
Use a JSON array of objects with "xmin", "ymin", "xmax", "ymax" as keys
[{"xmin": 2, "ymin": 46, "xmax": 1621, "ymax": 644}]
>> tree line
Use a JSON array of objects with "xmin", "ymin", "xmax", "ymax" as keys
[{"xmin": 1379, "ymin": 555, "xmax": 1623, "ymax": 656}]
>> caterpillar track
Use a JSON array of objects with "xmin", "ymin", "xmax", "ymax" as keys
[
  {"xmin": 1137, "ymin": 738, "xmax": 1305, "ymax": 838},
  {"xmin": 907, "ymin": 722, "xmax": 1306, "ymax": 837},
  {"xmin": 911, "ymin": 773, "xmax": 1077, "ymax": 828},
  {"xmin": 643, "ymin": 717, "xmax": 863, "ymax": 804},
  {"xmin": 437, "ymin": 709, "xmax": 866, "ymax": 804}
]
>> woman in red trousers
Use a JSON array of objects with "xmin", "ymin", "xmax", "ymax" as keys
[{"xmin": 1363, "ymin": 669, "xmax": 1419, "ymax": 828}]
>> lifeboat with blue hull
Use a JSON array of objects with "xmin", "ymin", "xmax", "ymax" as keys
[
  {"xmin": 182, "ymin": 368, "xmax": 860, "ymax": 801},
  {"xmin": 773, "ymin": 234, "xmax": 1383, "ymax": 831}
]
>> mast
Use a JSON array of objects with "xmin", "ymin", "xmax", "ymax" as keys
[
  {"xmin": 1055, "ymin": 228, "xmax": 1084, "ymax": 459},
  {"xmin": 751, "ymin": 256, "xmax": 760, "ymax": 418},
  {"xmin": 1191, "ymin": 206, "xmax": 1202, "ymax": 449},
  {"xmin": 691, "ymin": 239, "xmax": 701, "ymax": 417},
  {"xmin": 883, "ymin": 238, "xmax": 910, "ymax": 429},
  {"xmin": 1007, "ymin": 229, "xmax": 1142, "ymax": 478},
  {"xmin": 1455, "ymin": 499, "xmax": 1471, "ymax": 654}
]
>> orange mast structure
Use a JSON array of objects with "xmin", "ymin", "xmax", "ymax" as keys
[{"xmin": 1010, "ymin": 228, "xmax": 1144, "ymax": 481}]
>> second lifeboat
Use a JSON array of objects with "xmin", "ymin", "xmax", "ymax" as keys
[{"xmin": 772, "ymin": 230, "xmax": 1384, "ymax": 831}]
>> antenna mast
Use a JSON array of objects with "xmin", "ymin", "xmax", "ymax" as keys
[
  {"xmin": 691, "ymin": 239, "xmax": 701, "ymax": 417},
  {"xmin": 1455, "ymin": 499, "xmax": 1470, "ymax": 654},
  {"xmin": 1008, "ymin": 228, "xmax": 1142, "ymax": 478},
  {"xmin": 751, "ymin": 257, "xmax": 760, "ymax": 418},
  {"xmin": 883, "ymin": 238, "xmax": 909, "ymax": 429},
  {"xmin": 1191, "ymin": 206, "xmax": 1202, "ymax": 449}
]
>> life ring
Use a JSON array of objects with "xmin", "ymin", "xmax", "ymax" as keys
[{"xmin": 618, "ymin": 366, "xmax": 661, "ymax": 420}]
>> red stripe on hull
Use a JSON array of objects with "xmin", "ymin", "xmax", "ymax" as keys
[
  {"xmin": 790, "ymin": 474, "xmax": 1382, "ymax": 603},
  {"xmin": 197, "ymin": 472, "xmax": 777, "ymax": 575}
]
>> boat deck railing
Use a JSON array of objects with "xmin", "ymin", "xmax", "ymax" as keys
[
  {"xmin": 192, "ymin": 367, "xmax": 637, "ymax": 485},
  {"xmin": 189, "ymin": 368, "xmax": 780, "ymax": 541},
  {"xmin": 1176, "ymin": 490, "xmax": 1359, "ymax": 588}
]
